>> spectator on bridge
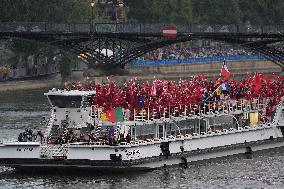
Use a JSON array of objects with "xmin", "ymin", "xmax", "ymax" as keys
[{"xmin": 141, "ymin": 42, "xmax": 253, "ymax": 61}]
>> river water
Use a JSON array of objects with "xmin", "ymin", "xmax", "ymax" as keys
[{"xmin": 1, "ymin": 89, "xmax": 284, "ymax": 189}]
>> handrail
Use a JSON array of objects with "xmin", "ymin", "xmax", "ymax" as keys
[
  {"xmin": 40, "ymin": 144, "xmax": 68, "ymax": 158},
  {"xmin": 43, "ymin": 110, "xmax": 55, "ymax": 139},
  {"xmin": 171, "ymin": 121, "xmax": 181, "ymax": 135},
  {"xmin": 127, "ymin": 98, "xmax": 269, "ymax": 124},
  {"xmin": 0, "ymin": 22, "xmax": 283, "ymax": 34},
  {"xmin": 216, "ymin": 113, "xmax": 240, "ymax": 128}
]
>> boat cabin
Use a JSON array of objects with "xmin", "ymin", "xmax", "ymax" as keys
[{"xmin": 44, "ymin": 89, "xmax": 96, "ymax": 143}]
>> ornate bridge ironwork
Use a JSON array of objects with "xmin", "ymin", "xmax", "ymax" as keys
[{"xmin": 0, "ymin": 22, "xmax": 283, "ymax": 70}]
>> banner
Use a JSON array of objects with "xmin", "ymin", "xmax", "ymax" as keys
[{"xmin": 133, "ymin": 55, "xmax": 264, "ymax": 66}]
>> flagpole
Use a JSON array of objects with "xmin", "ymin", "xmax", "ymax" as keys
[
  {"xmin": 205, "ymin": 85, "xmax": 222, "ymax": 102},
  {"xmin": 205, "ymin": 59, "xmax": 230, "ymax": 102}
]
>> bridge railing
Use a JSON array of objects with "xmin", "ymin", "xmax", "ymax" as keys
[
  {"xmin": 0, "ymin": 22, "xmax": 283, "ymax": 34},
  {"xmin": 262, "ymin": 25, "xmax": 284, "ymax": 34}
]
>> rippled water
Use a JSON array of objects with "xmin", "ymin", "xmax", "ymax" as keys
[
  {"xmin": 1, "ymin": 89, "xmax": 284, "ymax": 189},
  {"xmin": 0, "ymin": 89, "xmax": 49, "ymax": 140}
]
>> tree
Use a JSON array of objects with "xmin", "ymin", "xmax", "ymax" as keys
[
  {"xmin": 0, "ymin": 0, "xmax": 108, "ymax": 79},
  {"xmin": 59, "ymin": 53, "xmax": 77, "ymax": 80},
  {"xmin": 125, "ymin": 0, "xmax": 192, "ymax": 23},
  {"xmin": 192, "ymin": 0, "xmax": 241, "ymax": 24},
  {"xmin": 240, "ymin": 0, "xmax": 284, "ymax": 25},
  {"xmin": 126, "ymin": 0, "xmax": 284, "ymax": 25},
  {"xmin": 0, "ymin": 0, "xmax": 99, "ymax": 23}
]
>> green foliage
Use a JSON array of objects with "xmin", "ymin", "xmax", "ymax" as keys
[
  {"xmin": 192, "ymin": 0, "xmax": 242, "ymax": 24},
  {"xmin": 239, "ymin": 0, "xmax": 284, "ymax": 25},
  {"xmin": 126, "ymin": 0, "xmax": 284, "ymax": 24},
  {"xmin": 125, "ymin": 0, "xmax": 192, "ymax": 23},
  {"xmin": 0, "ymin": 1, "xmax": 283, "ymax": 25},
  {"xmin": 0, "ymin": 0, "xmax": 106, "ymax": 74},
  {"xmin": 59, "ymin": 53, "xmax": 75, "ymax": 80},
  {"xmin": 0, "ymin": 0, "xmax": 98, "ymax": 23}
]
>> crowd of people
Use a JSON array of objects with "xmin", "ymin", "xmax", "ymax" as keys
[
  {"xmin": 27, "ymin": 72, "xmax": 283, "ymax": 145},
  {"xmin": 63, "ymin": 73, "xmax": 284, "ymax": 122},
  {"xmin": 18, "ymin": 128, "xmax": 44, "ymax": 143},
  {"xmin": 54, "ymin": 129, "xmax": 95, "ymax": 144},
  {"xmin": 269, "ymin": 42, "xmax": 284, "ymax": 52},
  {"xmin": 53, "ymin": 128, "xmax": 131, "ymax": 145},
  {"xmin": 141, "ymin": 42, "xmax": 253, "ymax": 60}
]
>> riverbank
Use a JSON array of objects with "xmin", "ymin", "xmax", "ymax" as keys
[
  {"xmin": 0, "ymin": 74, "xmax": 64, "ymax": 92},
  {"xmin": 0, "ymin": 72, "xmax": 198, "ymax": 92},
  {"xmin": 0, "ymin": 70, "xmax": 92, "ymax": 92},
  {"xmin": 0, "ymin": 60, "xmax": 282, "ymax": 92}
]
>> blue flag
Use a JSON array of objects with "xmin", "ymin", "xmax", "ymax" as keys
[
  {"xmin": 222, "ymin": 83, "xmax": 229, "ymax": 90},
  {"xmin": 137, "ymin": 96, "xmax": 144, "ymax": 108}
]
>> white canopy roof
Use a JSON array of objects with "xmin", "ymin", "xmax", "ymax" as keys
[{"xmin": 44, "ymin": 89, "xmax": 95, "ymax": 96}]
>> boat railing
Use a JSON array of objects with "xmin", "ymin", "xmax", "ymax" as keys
[
  {"xmin": 40, "ymin": 145, "xmax": 53, "ymax": 158},
  {"xmin": 43, "ymin": 110, "xmax": 55, "ymax": 139},
  {"xmin": 40, "ymin": 144, "xmax": 68, "ymax": 158},
  {"xmin": 272, "ymin": 97, "xmax": 284, "ymax": 126},
  {"xmin": 0, "ymin": 138, "xmax": 18, "ymax": 144},
  {"xmin": 51, "ymin": 144, "xmax": 68, "ymax": 157},
  {"xmin": 171, "ymin": 121, "xmax": 181, "ymax": 134},
  {"xmin": 129, "ymin": 98, "xmax": 268, "ymax": 124}
]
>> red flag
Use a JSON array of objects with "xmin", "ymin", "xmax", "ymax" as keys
[
  {"xmin": 150, "ymin": 80, "xmax": 157, "ymax": 96},
  {"xmin": 106, "ymin": 108, "xmax": 116, "ymax": 123},
  {"xmin": 220, "ymin": 60, "xmax": 230, "ymax": 79},
  {"xmin": 212, "ymin": 75, "xmax": 217, "ymax": 83},
  {"xmin": 252, "ymin": 73, "xmax": 263, "ymax": 92},
  {"xmin": 161, "ymin": 27, "xmax": 177, "ymax": 38}
]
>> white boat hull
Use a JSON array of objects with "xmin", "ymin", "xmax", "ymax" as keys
[{"xmin": 0, "ymin": 126, "xmax": 283, "ymax": 171}]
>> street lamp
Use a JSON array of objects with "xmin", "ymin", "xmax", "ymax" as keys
[
  {"xmin": 116, "ymin": 1, "xmax": 125, "ymax": 23},
  {"xmin": 90, "ymin": 1, "xmax": 95, "ymax": 33}
]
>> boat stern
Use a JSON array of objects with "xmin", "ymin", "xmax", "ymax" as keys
[{"xmin": 0, "ymin": 142, "xmax": 41, "ymax": 159}]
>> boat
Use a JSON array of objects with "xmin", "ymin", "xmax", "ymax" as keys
[{"xmin": 0, "ymin": 79, "xmax": 284, "ymax": 172}]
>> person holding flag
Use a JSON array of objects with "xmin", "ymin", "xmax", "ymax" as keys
[
  {"xmin": 220, "ymin": 59, "xmax": 230, "ymax": 80},
  {"xmin": 150, "ymin": 80, "xmax": 157, "ymax": 97}
]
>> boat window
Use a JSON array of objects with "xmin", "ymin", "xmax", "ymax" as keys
[{"xmin": 48, "ymin": 95, "xmax": 82, "ymax": 108}]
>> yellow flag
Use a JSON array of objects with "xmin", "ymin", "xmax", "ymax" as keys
[
  {"xmin": 216, "ymin": 86, "xmax": 222, "ymax": 96},
  {"xmin": 101, "ymin": 112, "xmax": 108, "ymax": 121}
]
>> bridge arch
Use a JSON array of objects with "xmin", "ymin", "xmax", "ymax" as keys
[
  {"xmin": 0, "ymin": 22, "xmax": 283, "ymax": 70},
  {"xmin": 48, "ymin": 33, "xmax": 284, "ymax": 70}
]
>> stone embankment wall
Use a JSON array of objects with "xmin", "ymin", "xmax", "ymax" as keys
[
  {"xmin": 126, "ymin": 60, "xmax": 282, "ymax": 77},
  {"xmin": 0, "ymin": 60, "xmax": 282, "ymax": 92}
]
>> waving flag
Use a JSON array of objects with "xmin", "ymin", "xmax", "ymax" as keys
[
  {"xmin": 137, "ymin": 95, "xmax": 144, "ymax": 108},
  {"xmin": 114, "ymin": 107, "xmax": 124, "ymax": 122},
  {"xmin": 252, "ymin": 73, "xmax": 263, "ymax": 93},
  {"xmin": 221, "ymin": 83, "xmax": 229, "ymax": 90},
  {"xmin": 220, "ymin": 60, "xmax": 230, "ymax": 79},
  {"xmin": 106, "ymin": 109, "xmax": 116, "ymax": 123},
  {"xmin": 105, "ymin": 107, "xmax": 124, "ymax": 123},
  {"xmin": 162, "ymin": 27, "xmax": 177, "ymax": 38},
  {"xmin": 101, "ymin": 112, "xmax": 108, "ymax": 121},
  {"xmin": 150, "ymin": 81, "xmax": 157, "ymax": 96}
]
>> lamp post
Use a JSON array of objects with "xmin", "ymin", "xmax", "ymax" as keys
[
  {"xmin": 90, "ymin": 1, "xmax": 95, "ymax": 33},
  {"xmin": 116, "ymin": 1, "xmax": 125, "ymax": 23}
]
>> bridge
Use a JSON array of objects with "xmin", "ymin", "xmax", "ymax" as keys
[{"xmin": 0, "ymin": 22, "xmax": 283, "ymax": 70}]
